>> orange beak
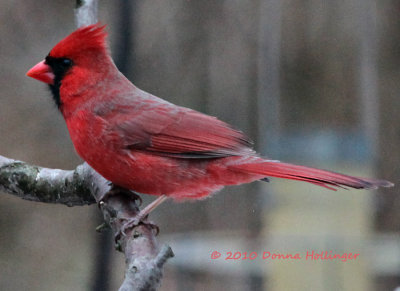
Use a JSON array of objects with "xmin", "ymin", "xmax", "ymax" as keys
[{"xmin": 26, "ymin": 60, "xmax": 55, "ymax": 85}]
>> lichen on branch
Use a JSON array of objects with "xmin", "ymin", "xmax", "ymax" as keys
[{"xmin": 0, "ymin": 156, "xmax": 96, "ymax": 206}]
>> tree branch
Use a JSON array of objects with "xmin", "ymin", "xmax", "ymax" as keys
[
  {"xmin": 0, "ymin": 156, "xmax": 97, "ymax": 205},
  {"xmin": 0, "ymin": 155, "xmax": 174, "ymax": 290},
  {"xmin": 0, "ymin": 1, "xmax": 174, "ymax": 290}
]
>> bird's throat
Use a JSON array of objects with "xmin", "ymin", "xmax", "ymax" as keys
[{"xmin": 48, "ymin": 82, "xmax": 62, "ymax": 109}]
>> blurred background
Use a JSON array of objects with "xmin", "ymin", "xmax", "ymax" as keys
[{"xmin": 0, "ymin": 0, "xmax": 398, "ymax": 290}]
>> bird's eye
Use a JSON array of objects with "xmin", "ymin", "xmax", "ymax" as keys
[{"xmin": 61, "ymin": 58, "xmax": 72, "ymax": 67}]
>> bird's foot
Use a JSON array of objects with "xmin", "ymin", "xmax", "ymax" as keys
[
  {"xmin": 114, "ymin": 215, "xmax": 159, "ymax": 243},
  {"xmin": 114, "ymin": 195, "xmax": 168, "ymax": 243}
]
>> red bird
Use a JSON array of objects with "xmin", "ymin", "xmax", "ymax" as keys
[{"xmin": 26, "ymin": 24, "xmax": 392, "ymax": 217}]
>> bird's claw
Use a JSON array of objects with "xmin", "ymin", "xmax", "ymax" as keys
[
  {"xmin": 146, "ymin": 220, "xmax": 160, "ymax": 236},
  {"xmin": 114, "ymin": 216, "xmax": 159, "ymax": 243}
]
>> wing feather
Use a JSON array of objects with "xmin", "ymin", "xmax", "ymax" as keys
[{"xmin": 107, "ymin": 102, "xmax": 253, "ymax": 158}]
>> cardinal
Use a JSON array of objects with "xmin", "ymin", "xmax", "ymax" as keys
[{"xmin": 26, "ymin": 24, "xmax": 393, "ymax": 222}]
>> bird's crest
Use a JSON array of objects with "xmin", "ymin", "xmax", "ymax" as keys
[{"xmin": 49, "ymin": 23, "xmax": 108, "ymax": 58}]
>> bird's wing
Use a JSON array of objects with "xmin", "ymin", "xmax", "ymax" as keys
[{"xmin": 102, "ymin": 101, "xmax": 254, "ymax": 159}]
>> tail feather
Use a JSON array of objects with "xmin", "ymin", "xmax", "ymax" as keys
[{"xmin": 229, "ymin": 160, "xmax": 393, "ymax": 190}]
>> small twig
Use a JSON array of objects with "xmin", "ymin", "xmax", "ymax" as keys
[{"xmin": 75, "ymin": 0, "xmax": 98, "ymax": 27}]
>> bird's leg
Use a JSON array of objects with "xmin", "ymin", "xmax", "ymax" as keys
[
  {"xmin": 136, "ymin": 195, "xmax": 168, "ymax": 221},
  {"xmin": 116, "ymin": 195, "xmax": 168, "ymax": 241}
]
